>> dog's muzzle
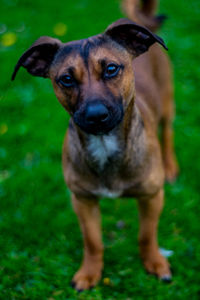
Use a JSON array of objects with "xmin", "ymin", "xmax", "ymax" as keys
[{"xmin": 73, "ymin": 100, "xmax": 123, "ymax": 135}]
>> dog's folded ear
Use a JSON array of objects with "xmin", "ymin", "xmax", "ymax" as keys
[
  {"xmin": 105, "ymin": 18, "xmax": 168, "ymax": 57},
  {"xmin": 11, "ymin": 36, "xmax": 62, "ymax": 80}
]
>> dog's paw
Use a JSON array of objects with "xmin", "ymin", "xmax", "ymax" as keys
[
  {"xmin": 164, "ymin": 157, "xmax": 179, "ymax": 183},
  {"xmin": 71, "ymin": 267, "xmax": 101, "ymax": 291},
  {"xmin": 143, "ymin": 252, "xmax": 172, "ymax": 281}
]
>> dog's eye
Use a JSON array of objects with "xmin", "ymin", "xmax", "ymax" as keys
[
  {"xmin": 104, "ymin": 64, "xmax": 120, "ymax": 79},
  {"xmin": 59, "ymin": 75, "xmax": 74, "ymax": 87}
]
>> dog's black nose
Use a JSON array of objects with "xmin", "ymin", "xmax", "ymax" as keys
[{"xmin": 85, "ymin": 103, "xmax": 109, "ymax": 123}]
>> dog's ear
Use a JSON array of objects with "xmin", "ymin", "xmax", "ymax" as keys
[
  {"xmin": 104, "ymin": 18, "xmax": 167, "ymax": 57},
  {"xmin": 11, "ymin": 36, "xmax": 62, "ymax": 80}
]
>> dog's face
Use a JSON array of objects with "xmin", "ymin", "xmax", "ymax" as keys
[
  {"xmin": 50, "ymin": 37, "xmax": 134, "ymax": 134},
  {"xmin": 12, "ymin": 19, "xmax": 167, "ymax": 135}
]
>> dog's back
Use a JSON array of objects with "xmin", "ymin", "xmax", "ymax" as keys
[{"xmin": 123, "ymin": 0, "xmax": 173, "ymax": 126}]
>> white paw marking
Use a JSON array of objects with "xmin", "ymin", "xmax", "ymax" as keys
[{"xmin": 159, "ymin": 248, "xmax": 174, "ymax": 258}]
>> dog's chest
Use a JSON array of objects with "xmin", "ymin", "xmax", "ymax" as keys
[{"xmin": 87, "ymin": 134, "xmax": 120, "ymax": 169}]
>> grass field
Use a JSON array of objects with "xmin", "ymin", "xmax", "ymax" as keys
[{"xmin": 1, "ymin": 0, "xmax": 200, "ymax": 299}]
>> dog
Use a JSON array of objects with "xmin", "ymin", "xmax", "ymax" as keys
[{"xmin": 12, "ymin": 0, "xmax": 179, "ymax": 292}]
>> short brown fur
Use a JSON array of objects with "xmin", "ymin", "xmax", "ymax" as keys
[{"xmin": 12, "ymin": 0, "xmax": 179, "ymax": 291}]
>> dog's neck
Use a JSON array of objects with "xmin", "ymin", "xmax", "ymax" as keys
[{"xmin": 69, "ymin": 98, "xmax": 146, "ymax": 172}]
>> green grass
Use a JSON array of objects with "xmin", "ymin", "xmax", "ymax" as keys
[{"xmin": 1, "ymin": 0, "xmax": 200, "ymax": 299}]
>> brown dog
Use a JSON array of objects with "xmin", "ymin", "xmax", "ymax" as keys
[{"xmin": 12, "ymin": 0, "xmax": 179, "ymax": 291}]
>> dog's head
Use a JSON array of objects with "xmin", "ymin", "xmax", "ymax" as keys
[{"xmin": 12, "ymin": 19, "xmax": 167, "ymax": 135}]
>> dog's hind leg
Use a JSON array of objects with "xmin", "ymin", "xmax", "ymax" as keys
[
  {"xmin": 160, "ymin": 76, "xmax": 179, "ymax": 183},
  {"xmin": 71, "ymin": 194, "xmax": 103, "ymax": 291},
  {"xmin": 161, "ymin": 118, "xmax": 179, "ymax": 183},
  {"xmin": 137, "ymin": 189, "xmax": 171, "ymax": 281},
  {"xmin": 153, "ymin": 48, "xmax": 179, "ymax": 183}
]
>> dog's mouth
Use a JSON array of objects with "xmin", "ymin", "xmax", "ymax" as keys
[{"xmin": 73, "ymin": 101, "xmax": 124, "ymax": 135}]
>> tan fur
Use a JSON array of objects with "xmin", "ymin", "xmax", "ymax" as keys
[
  {"xmin": 60, "ymin": 41, "xmax": 178, "ymax": 289},
  {"xmin": 122, "ymin": 0, "xmax": 161, "ymax": 31},
  {"xmin": 12, "ymin": 1, "xmax": 179, "ymax": 291}
]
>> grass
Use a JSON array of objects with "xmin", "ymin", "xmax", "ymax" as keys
[{"xmin": 0, "ymin": 0, "xmax": 200, "ymax": 299}]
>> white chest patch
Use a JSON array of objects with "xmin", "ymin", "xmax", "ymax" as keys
[
  {"xmin": 87, "ymin": 134, "xmax": 119, "ymax": 169},
  {"xmin": 93, "ymin": 187, "xmax": 122, "ymax": 199}
]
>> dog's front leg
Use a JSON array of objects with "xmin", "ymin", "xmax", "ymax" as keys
[
  {"xmin": 71, "ymin": 194, "xmax": 103, "ymax": 291},
  {"xmin": 137, "ymin": 189, "xmax": 171, "ymax": 281}
]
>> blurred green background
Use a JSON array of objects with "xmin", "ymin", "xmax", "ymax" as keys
[{"xmin": 0, "ymin": 0, "xmax": 200, "ymax": 299}]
